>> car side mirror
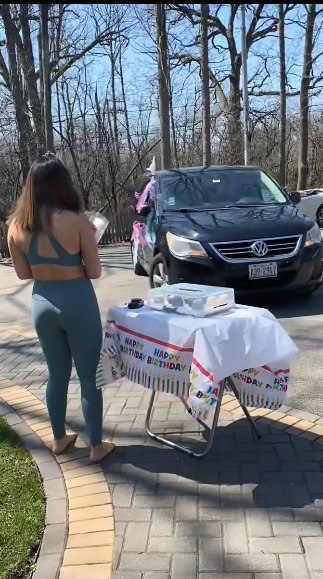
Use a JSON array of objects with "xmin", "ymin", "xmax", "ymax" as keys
[{"xmin": 288, "ymin": 191, "xmax": 301, "ymax": 205}]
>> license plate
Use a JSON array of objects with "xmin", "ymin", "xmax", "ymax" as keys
[{"xmin": 249, "ymin": 262, "xmax": 278, "ymax": 279}]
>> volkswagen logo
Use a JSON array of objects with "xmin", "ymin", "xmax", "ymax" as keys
[{"xmin": 251, "ymin": 240, "xmax": 268, "ymax": 257}]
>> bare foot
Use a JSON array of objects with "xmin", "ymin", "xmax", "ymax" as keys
[
  {"xmin": 52, "ymin": 433, "xmax": 78, "ymax": 455},
  {"xmin": 90, "ymin": 441, "xmax": 115, "ymax": 463}
]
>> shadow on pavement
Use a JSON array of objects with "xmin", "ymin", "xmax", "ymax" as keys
[
  {"xmin": 99, "ymin": 245, "xmax": 133, "ymax": 271},
  {"xmin": 64, "ymin": 414, "xmax": 323, "ymax": 511},
  {"xmin": 7, "ymin": 393, "xmax": 323, "ymax": 575}
]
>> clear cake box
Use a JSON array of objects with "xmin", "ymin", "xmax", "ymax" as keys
[{"xmin": 146, "ymin": 284, "xmax": 235, "ymax": 317}]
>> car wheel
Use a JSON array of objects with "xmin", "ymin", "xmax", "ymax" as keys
[
  {"xmin": 316, "ymin": 204, "xmax": 323, "ymax": 228},
  {"xmin": 149, "ymin": 253, "xmax": 169, "ymax": 288},
  {"xmin": 298, "ymin": 283, "xmax": 321, "ymax": 296},
  {"xmin": 134, "ymin": 262, "xmax": 148, "ymax": 276}
]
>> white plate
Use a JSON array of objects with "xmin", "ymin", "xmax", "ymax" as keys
[{"xmin": 249, "ymin": 262, "xmax": 278, "ymax": 280}]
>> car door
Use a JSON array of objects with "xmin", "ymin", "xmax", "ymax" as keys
[{"xmin": 142, "ymin": 199, "xmax": 157, "ymax": 271}]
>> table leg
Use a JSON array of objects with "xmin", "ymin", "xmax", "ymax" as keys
[
  {"xmin": 179, "ymin": 396, "xmax": 210, "ymax": 439},
  {"xmin": 145, "ymin": 380, "xmax": 226, "ymax": 458},
  {"xmin": 225, "ymin": 376, "xmax": 262, "ymax": 440}
]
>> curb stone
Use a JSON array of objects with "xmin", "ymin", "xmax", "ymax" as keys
[{"xmin": 0, "ymin": 399, "xmax": 66, "ymax": 579}]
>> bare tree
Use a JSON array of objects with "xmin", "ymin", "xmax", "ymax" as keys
[
  {"xmin": 169, "ymin": 4, "xmax": 279, "ymax": 164},
  {"xmin": 278, "ymin": 4, "xmax": 286, "ymax": 186},
  {"xmin": 0, "ymin": 4, "xmax": 124, "ymax": 173},
  {"xmin": 18, "ymin": 5, "xmax": 45, "ymax": 153},
  {"xmin": 156, "ymin": 4, "xmax": 172, "ymax": 169},
  {"xmin": 0, "ymin": 4, "xmax": 35, "ymax": 178},
  {"xmin": 298, "ymin": 4, "xmax": 317, "ymax": 190},
  {"xmin": 109, "ymin": 38, "xmax": 120, "ymax": 165},
  {"xmin": 119, "ymin": 44, "xmax": 133, "ymax": 159},
  {"xmin": 201, "ymin": 3, "xmax": 211, "ymax": 166},
  {"xmin": 168, "ymin": 69, "xmax": 179, "ymax": 167},
  {"xmin": 40, "ymin": 4, "xmax": 54, "ymax": 151}
]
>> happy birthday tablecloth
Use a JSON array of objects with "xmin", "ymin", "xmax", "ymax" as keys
[{"xmin": 96, "ymin": 304, "xmax": 297, "ymax": 419}]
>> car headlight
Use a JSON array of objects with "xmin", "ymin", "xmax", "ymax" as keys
[
  {"xmin": 305, "ymin": 223, "xmax": 322, "ymax": 246},
  {"xmin": 166, "ymin": 232, "xmax": 208, "ymax": 258}
]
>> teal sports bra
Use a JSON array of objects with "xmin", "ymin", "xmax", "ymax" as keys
[{"xmin": 25, "ymin": 232, "xmax": 82, "ymax": 267}]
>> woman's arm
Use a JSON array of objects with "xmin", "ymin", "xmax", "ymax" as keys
[
  {"xmin": 8, "ymin": 226, "xmax": 33, "ymax": 280},
  {"xmin": 79, "ymin": 213, "xmax": 102, "ymax": 279}
]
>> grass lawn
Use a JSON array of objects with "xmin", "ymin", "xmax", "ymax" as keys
[{"xmin": 0, "ymin": 416, "xmax": 45, "ymax": 579}]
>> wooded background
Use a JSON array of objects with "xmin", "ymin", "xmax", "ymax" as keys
[{"xmin": 0, "ymin": 4, "xmax": 323, "ymax": 253}]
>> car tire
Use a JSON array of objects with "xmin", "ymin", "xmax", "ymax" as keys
[
  {"xmin": 134, "ymin": 262, "xmax": 148, "ymax": 276},
  {"xmin": 316, "ymin": 204, "xmax": 323, "ymax": 228},
  {"xmin": 299, "ymin": 283, "xmax": 321, "ymax": 296},
  {"xmin": 149, "ymin": 253, "xmax": 169, "ymax": 288}
]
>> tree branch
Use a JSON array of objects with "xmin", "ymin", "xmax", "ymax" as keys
[
  {"xmin": 167, "ymin": 3, "xmax": 228, "ymax": 35},
  {"xmin": 0, "ymin": 49, "xmax": 10, "ymax": 90},
  {"xmin": 246, "ymin": 4, "xmax": 265, "ymax": 49},
  {"xmin": 51, "ymin": 28, "xmax": 121, "ymax": 85},
  {"xmin": 170, "ymin": 53, "xmax": 228, "ymax": 111},
  {"xmin": 249, "ymin": 90, "xmax": 299, "ymax": 96},
  {"xmin": 229, "ymin": 4, "xmax": 241, "ymax": 30}
]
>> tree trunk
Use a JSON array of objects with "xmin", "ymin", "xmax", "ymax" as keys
[
  {"xmin": 226, "ymin": 6, "xmax": 242, "ymax": 164},
  {"xmin": 40, "ymin": 4, "xmax": 54, "ymax": 151},
  {"xmin": 19, "ymin": 4, "xmax": 45, "ymax": 154},
  {"xmin": 0, "ymin": 221, "xmax": 10, "ymax": 259},
  {"xmin": 278, "ymin": 4, "xmax": 286, "ymax": 186},
  {"xmin": 56, "ymin": 81, "xmax": 63, "ymax": 151},
  {"xmin": 192, "ymin": 91, "xmax": 197, "ymax": 147},
  {"xmin": 1, "ymin": 4, "xmax": 35, "ymax": 179},
  {"xmin": 168, "ymin": 67, "xmax": 179, "ymax": 167},
  {"xmin": 110, "ymin": 40, "xmax": 120, "ymax": 165},
  {"xmin": 38, "ymin": 29, "xmax": 44, "ymax": 115},
  {"xmin": 226, "ymin": 66, "xmax": 242, "ymax": 165},
  {"xmin": 65, "ymin": 82, "xmax": 76, "ymax": 148},
  {"xmin": 119, "ymin": 48, "xmax": 133, "ymax": 159},
  {"xmin": 298, "ymin": 4, "xmax": 316, "ymax": 190},
  {"xmin": 155, "ymin": 4, "xmax": 172, "ymax": 169},
  {"xmin": 95, "ymin": 88, "xmax": 104, "ymax": 150},
  {"xmin": 201, "ymin": 3, "xmax": 211, "ymax": 166}
]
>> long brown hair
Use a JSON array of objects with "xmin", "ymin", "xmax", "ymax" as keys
[{"xmin": 7, "ymin": 153, "xmax": 83, "ymax": 231}]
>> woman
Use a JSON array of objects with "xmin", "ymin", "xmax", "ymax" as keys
[{"xmin": 7, "ymin": 153, "xmax": 114, "ymax": 463}]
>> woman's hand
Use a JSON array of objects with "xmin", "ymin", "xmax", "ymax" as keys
[{"xmin": 79, "ymin": 214, "xmax": 102, "ymax": 279}]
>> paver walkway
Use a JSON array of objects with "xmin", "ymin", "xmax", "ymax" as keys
[{"xmin": 1, "ymin": 324, "xmax": 323, "ymax": 579}]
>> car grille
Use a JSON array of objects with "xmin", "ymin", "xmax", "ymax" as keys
[{"xmin": 211, "ymin": 235, "xmax": 302, "ymax": 263}]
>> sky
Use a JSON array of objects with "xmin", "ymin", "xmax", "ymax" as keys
[
  {"xmin": 0, "ymin": 3, "xmax": 322, "ymax": 144},
  {"xmin": 85, "ymin": 4, "xmax": 323, "ymax": 130}
]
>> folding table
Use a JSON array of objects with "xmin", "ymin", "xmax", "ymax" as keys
[{"xmin": 97, "ymin": 304, "xmax": 297, "ymax": 459}]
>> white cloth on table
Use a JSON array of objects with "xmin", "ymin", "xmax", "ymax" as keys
[{"xmin": 96, "ymin": 304, "xmax": 297, "ymax": 419}]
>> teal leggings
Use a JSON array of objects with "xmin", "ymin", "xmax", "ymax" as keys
[{"xmin": 32, "ymin": 277, "xmax": 103, "ymax": 446}]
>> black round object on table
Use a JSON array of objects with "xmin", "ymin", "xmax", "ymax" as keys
[{"xmin": 128, "ymin": 298, "xmax": 144, "ymax": 309}]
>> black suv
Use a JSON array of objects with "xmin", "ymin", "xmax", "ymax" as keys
[{"xmin": 132, "ymin": 166, "xmax": 323, "ymax": 295}]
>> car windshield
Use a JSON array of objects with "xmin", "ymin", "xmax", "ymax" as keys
[{"xmin": 160, "ymin": 168, "xmax": 288, "ymax": 212}]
